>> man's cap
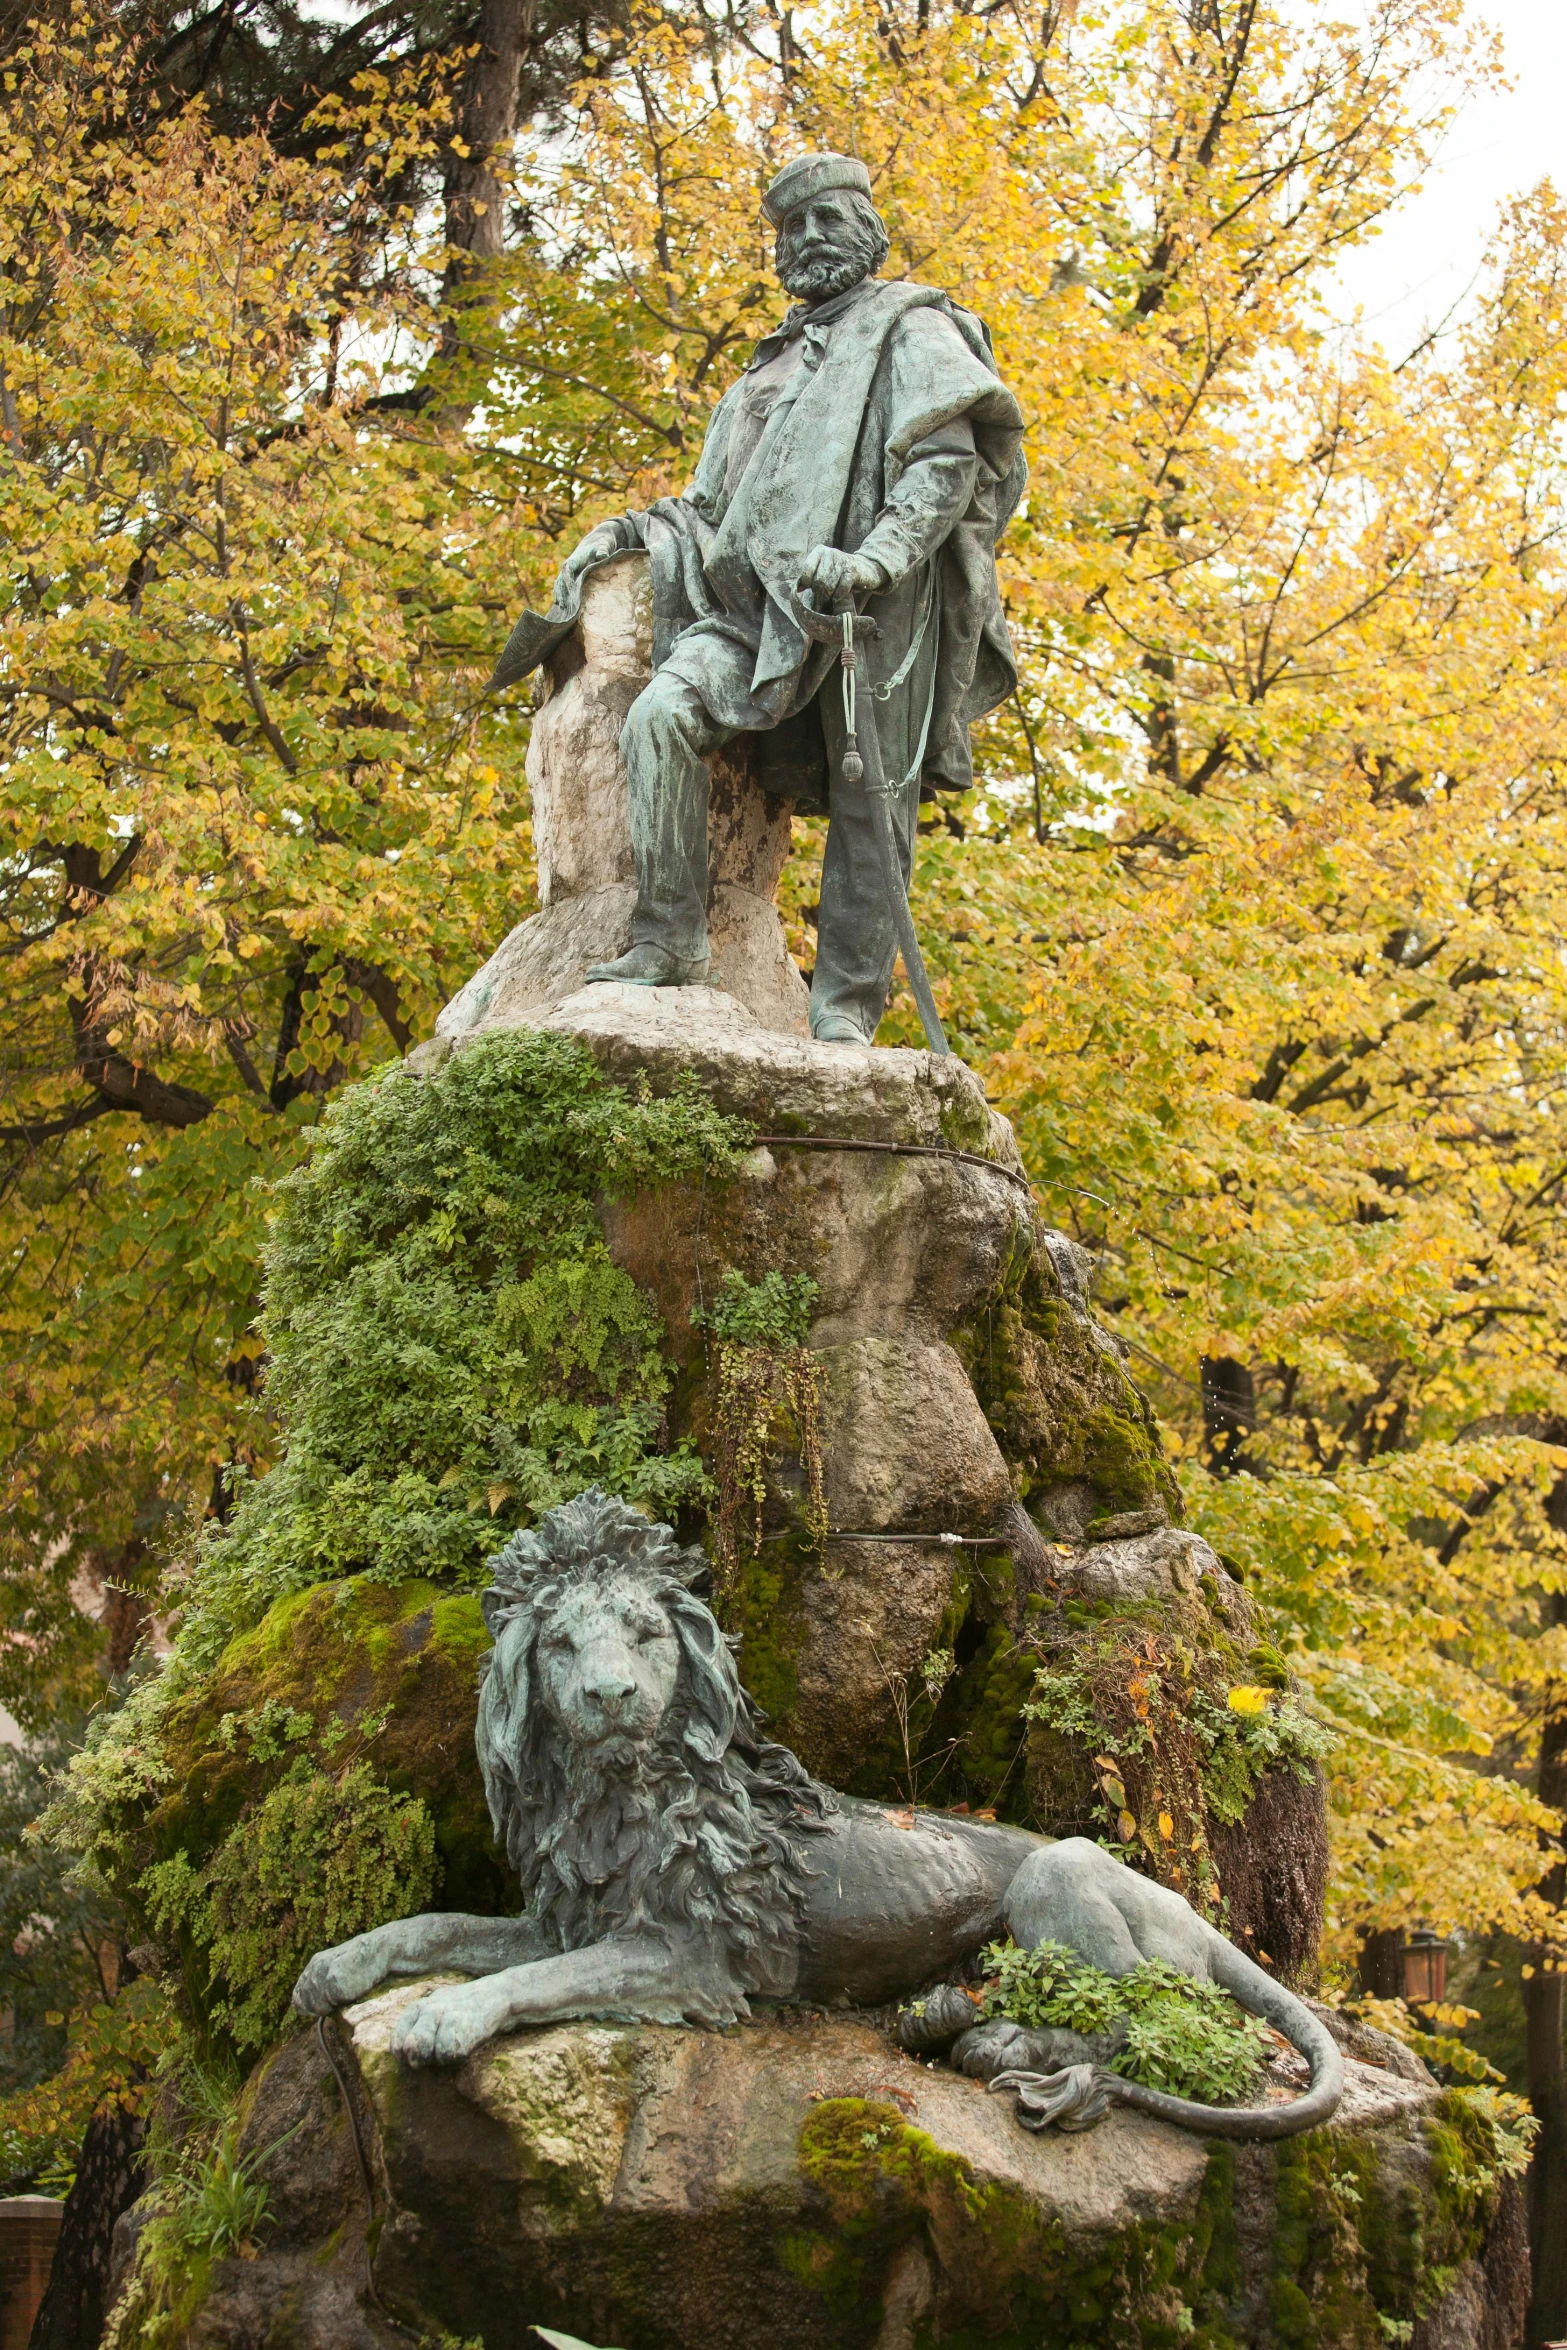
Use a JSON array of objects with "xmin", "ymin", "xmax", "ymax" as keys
[{"xmin": 761, "ymin": 152, "xmax": 874, "ymax": 227}]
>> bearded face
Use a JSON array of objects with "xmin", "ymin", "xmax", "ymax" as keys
[{"xmin": 775, "ymin": 190, "xmax": 890, "ymax": 303}]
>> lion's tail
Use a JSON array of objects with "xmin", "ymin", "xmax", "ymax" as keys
[{"xmin": 1103, "ymin": 1945, "xmax": 1344, "ymax": 2140}]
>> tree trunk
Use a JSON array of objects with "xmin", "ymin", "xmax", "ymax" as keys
[
  {"xmin": 444, "ymin": 0, "xmax": 534, "ymax": 273},
  {"xmin": 1357, "ymin": 1926, "xmax": 1405, "ymax": 2000},
  {"xmin": 26, "ymin": 2102, "xmax": 146, "ymax": 2350},
  {"xmin": 1200, "ymin": 1354, "xmax": 1254, "ymax": 1473},
  {"xmin": 1526, "ymin": 1593, "xmax": 1567, "ymax": 2346}
]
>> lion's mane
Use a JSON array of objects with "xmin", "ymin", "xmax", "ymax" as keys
[{"xmin": 475, "ymin": 1487, "xmax": 833, "ymax": 1999}]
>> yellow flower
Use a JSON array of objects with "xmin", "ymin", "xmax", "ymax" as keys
[{"xmin": 1227, "ymin": 1686, "xmax": 1270, "ymax": 1717}]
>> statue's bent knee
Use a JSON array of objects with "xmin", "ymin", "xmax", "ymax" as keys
[{"xmin": 620, "ymin": 669, "xmax": 712, "ymax": 765}]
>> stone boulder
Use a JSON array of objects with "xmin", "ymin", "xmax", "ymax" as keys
[
  {"xmin": 418, "ymin": 982, "xmax": 1181, "ymax": 1793},
  {"xmin": 117, "ymin": 1987, "xmax": 1527, "ymax": 2350},
  {"xmin": 135, "ymin": 1577, "xmax": 506, "ymax": 1922},
  {"xmin": 438, "ymin": 554, "xmax": 809, "ymax": 1039}
]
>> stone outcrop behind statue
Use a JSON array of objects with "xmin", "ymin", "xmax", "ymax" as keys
[{"xmin": 420, "ymin": 980, "xmax": 1183, "ymax": 1794}]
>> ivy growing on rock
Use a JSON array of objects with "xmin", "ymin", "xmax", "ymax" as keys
[
  {"xmin": 183, "ymin": 1030, "xmax": 752, "ymax": 1668},
  {"xmin": 693, "ymin": 1268, "xmax": 826, "ymax": 1605}
]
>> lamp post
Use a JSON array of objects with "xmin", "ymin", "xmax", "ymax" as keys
[{"xmin": 1402, "ymin": 1927, "xmax": 1448, "ymax": 2008}]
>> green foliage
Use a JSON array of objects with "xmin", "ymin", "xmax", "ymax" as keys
[
  {"xmin": 148, "ymin": 2119, "xmax": 287, "ymax": 2261},
  {"xmin": 141, "ymin": 1761, "xmax": 436, "ymax": 2056},
  {"xmin": 1112, "ymin": 1962, "xmax": 1273, "ymax": 2107},
  {"xmin": 978, "ymin": 1935, "xmax": 1125, "ymax": 2036},
  {"xmin": 0, "ymin": 1726, "xmax": 121, "ymax": 2101},
  {"xmin": 1189, "ymin": 1683, "xmax": 1336, "ymax": 1830},
  {"xmin": 1433, "ymin": 2083, "xmax": 1538, "ymax": 2185},
  {"xmin": 695, "ymin": 1268, "xmax": 826, "ymax": 1603},
  {"xmin": 183, "ymin": 1032, "xmax": 750, "ymax": 1666},
  {"xmin": 0, "ymin": 1974, "xmax": 174, "ymax": 2195},
  {"xmin": 121, "ymin": 2040, "xmax": 283, "ymax": 2345},
  {"xmin": 978, "ymin": 1939, "xmax": 1270, "ymax": 2105},
  {"xmin": 695, "ymin": 1268, "xmax": 818, "ymax": 1350},
  {"xmin": 1023, "ymin": 1596, "xmax": 1331, "ymax": 1911}
]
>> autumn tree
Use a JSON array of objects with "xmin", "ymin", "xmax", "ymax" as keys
[{"xmin": 0, "ymin": 21, "xmax": 545, "ymax": 1717}]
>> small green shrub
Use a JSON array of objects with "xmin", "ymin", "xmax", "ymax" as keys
[
  {"xmin": 978, "ymin": 1935, "xmax": 1125, "ymax": 2036},
  {"xmin": 124, "ymin": 2046, "xmax": 294, "ymax": 2346},
  {"xmin": 153, "ymin": 2120, "xmax": 283, "ymax": 2258},
  {"xmin": 142, "ymin": 1760, "xmax": 436, "ymax": 2054},
  {"xmin": 1024, "ymin": 1599, "xmax": 1333, "ymax": 1911},
  {"xmin": 978, "ymin": 1937, "xmax": 1271, "ymax": 2104},
  {"xmin": 696, "ymin": 1267, "xmax": 818, "ymax": 1350}
]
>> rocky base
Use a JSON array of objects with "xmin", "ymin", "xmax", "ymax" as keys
[{"xmin": 107, "ymin": 1990, "xmax": 1527, "ymax": 2350}]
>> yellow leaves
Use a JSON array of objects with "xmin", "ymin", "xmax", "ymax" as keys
[
  {"xmin": 1118, "ymin": 1809, "xmax": 1138, "ymax": 1844},
  {"xmin": 1158, "ymin": 1810, "xmax": 1175, "ymax": 1842},
  {"xmin": 1424, "ymin": 2001, "xmax": 1481, "ymax": 2031}
]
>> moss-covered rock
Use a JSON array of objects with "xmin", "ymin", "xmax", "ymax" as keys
[
  {"xmin": 952, "ymin": 1230, "xmax": 1182, "ymax": 1534},
  {"xmin": 121, "ymin": 2000, "xmax": 1529, "ymax": 2350},
  {"xmin": 143, "ymin": 1575, "xmax": 508, "ymax": 1923}
]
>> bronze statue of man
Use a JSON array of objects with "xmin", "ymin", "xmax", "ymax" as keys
[{"xmin": 492, "ymin": 153, "xmax": 1026, "ymax": 1046}]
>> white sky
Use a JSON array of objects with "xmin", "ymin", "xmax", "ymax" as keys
[{"xmin": 1325, "ymin": 1, "xmax": 1567, "ymax": 354}]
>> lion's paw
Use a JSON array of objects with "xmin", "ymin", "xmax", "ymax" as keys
[
  {"xmin": 391, "ymin": 1982, "xmax": 509, "ymax": 2067},
  {"xmin": 292, "ymin": 1947, "xmax": 359, "ymax": 2017}
]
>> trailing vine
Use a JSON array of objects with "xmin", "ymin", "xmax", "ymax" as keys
[{"xmin": 694, "ymin": 1269, "xmax": 826, "ymax": 1605}]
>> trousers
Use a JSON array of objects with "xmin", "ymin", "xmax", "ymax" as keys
[{"xmin": 620, "ymin": 649, "xmax": 920, "ymax": 1040}]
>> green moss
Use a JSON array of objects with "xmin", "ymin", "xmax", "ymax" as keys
[
  {"xmin": 1421, "ymin": 2087, "xmax": 1531, "ymax": 2278},
  {"xmin": 935, "ymin": 1088, "xmax": 1001, "ymax": 1156},
  {"xmin": 731, "ymin": 1539, "xmax": 808, "ymax": 1725},
  {"xmin": 1263, "ymin": 2094, "xmax": 1523, "ymax": 2349},
  {"xmin": 942, "ymin": 1621, "xmax": 1039, "ymax": 1819},
  {"xmin": 141, "ymin": 1575, "xmax": 508, "ymax": 1942},
  {"xmin": 952, "ymin": 1237, "xmax": 1181, "ymax": 1526},
  {"xmin": 784, "ymin": 2098, "xmax": 1514, "ymax": 2350},
  {"xmin": 794, "ymin": 2099, "xmax": 1067, "ymax": 2341},
  {"xmin": 182, "ymin": 1032, "xmax": 752, "ymax": 1672},
  {"xmin": 790, "ymin": 2103, "xmax": 1252, "ymax": 2349}
]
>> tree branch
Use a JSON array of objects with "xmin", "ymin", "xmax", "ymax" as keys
[{"xmin": 342, "ymin": 957, "xmax": 413, "ymax": 1052}]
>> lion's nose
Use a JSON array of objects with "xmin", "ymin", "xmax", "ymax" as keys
[{"xmin": 584, "ymin": 1665, "xmax": 637, "ymax": 1712}]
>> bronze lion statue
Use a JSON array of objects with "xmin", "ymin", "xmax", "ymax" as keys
[{"xmin": 292, "ymin": 1488, "xmax": 1342, "ymax": 2139}]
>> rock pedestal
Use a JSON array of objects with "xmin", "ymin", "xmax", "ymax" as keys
[
  {"xmin": 422, "ymin": 978, "xmax": 1185, "ymax": 1799},
  {"xmin": 440, "ymin": 553, "xmax": 809, "ymax": 1039},
  {"xmin": 126, "ymin": 1990, "xmax": 1526, "ymax": 2350}
]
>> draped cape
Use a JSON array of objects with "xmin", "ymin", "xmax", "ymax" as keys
[{"xmin": 491, "ymin": 281, "xmax": 1026, "ymax": 803}]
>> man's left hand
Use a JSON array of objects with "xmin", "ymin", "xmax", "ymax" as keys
[{"xmin": 798, "ymin": 545, "xmax": 888, "ymax": 605}]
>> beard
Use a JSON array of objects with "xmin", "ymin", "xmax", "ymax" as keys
[
  {"xmin": 776, "ymin": 218, "xmax": 882, "ymax": 305},
  {"xmin": 778, "ymin": 248, "xmax": 869, "ymax": 303}
]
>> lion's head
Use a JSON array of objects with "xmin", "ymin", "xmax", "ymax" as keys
[{"xmin": 476, "ymin": 1487, "xmax": 831, "ymax": 1997}]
